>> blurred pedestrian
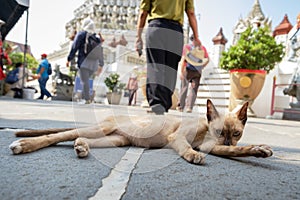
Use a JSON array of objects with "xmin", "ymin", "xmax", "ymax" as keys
[
  {"xmin": 177, "ymin": 35, "xmax": 209, "ymax": 113},
  {"xmin": 126, "ymin": 66, "xmax": 139, "ymax": 106},
  {"xmin": 66, "ymin": 18, "xmax": 104, "ymax": 104},
  {"xmin": 135, "ymin": 0, "xmax": 201, "ymax": 114},
  {"xmin": 36, "ymin": 53, "xmax": 52, "ymax": 100}
]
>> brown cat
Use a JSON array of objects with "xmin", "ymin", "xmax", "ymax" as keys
[{"xmin": 9, "ymin": 99, "xmax": 272, "ymax": 165}]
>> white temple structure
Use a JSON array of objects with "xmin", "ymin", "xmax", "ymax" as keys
[
  {"xmin": 200, "ymin": 0, "xmax": 299, "ymax": 118},
  {"xmin": 47, "ymin": 0, "xmax": 146, "ymax": 103},
  {"xmin": 227, "ymin": 0, "xmax": 300, "ymax": 118},
  {"xmin": 46, "ymin": 0, "xmax": 300, "ymax": 118}
]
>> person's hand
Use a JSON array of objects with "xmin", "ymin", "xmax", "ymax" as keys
[
  {"xmin": 193, "ymin": 37, "xmax": 202, "ymax": 48},
  {"xmin": 95, "ymin": 66, "xmax": 102, "ymax": 76},
  {"xmin": 135, "ymin": 38, "xmax": 143, "ymax": 57},
  {"xmin": 66, "ymin": 61, "xmax": 70, "ymax": 67},
  {"xmin": 33, "ymin": 74, "xmax": 40, "ymax": 79},
  {"xmin": 179, "ymin": 70, "xmax": 186, "ymax": 80}
]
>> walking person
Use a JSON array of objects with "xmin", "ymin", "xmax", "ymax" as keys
[
  {"xmin": 36, "ymin": 53, "xmax": 52, "ymax": 100},
  {"xmin": 66, "ymin": 18, "xmax": 103, "ymax": 104},
  {"xmin": 126, "ymin": 66, "xmax": 139, "ymax": 106},
  {"xmin": 135, "ymin": 0, "xmax": 201, "ymax": 115},
  {"xmin": 177, "ymin": 35, "xmax": 209, "ymax": 113}
]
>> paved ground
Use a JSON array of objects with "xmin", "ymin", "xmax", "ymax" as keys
[{"xmin": 0, "ymin": 97, "xmax": 300, "ymax": 200}]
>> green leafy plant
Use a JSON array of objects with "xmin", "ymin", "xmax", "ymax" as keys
[
  {"xmin": 7, "ymin": 52, "xmax": 39, "ymax": 73},
  {"xmin": 104, "ymin": 73, "xmax": 125, "ymax": 93},
  {"xmin": 220, "ymin": 26, "xmax": 285, "ymax": 73}
]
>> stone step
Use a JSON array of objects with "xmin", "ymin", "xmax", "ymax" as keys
[
  {"xmin": 206, "ymin": 68, "xmax": 229, "ymax": 74},
  {"xmin": 194, "ymin": 67, "xmax": 231, "ymax": 114},
  {"xmin": 195, "ymin": 105, "xmax": 229, "ymax": 114},
  {"xmin": 201, "ymin": 80, "xmax": 231, "ymax": 85},
  {"xmin": 202, "ymin": 78, "xmax": 230, "ymax": 85},
  {"xmin": 195, "ymin": 98, "xmax": 230, "ymax": 107},
  {"xmin": 197, "ymin": 91, "xmax": 230, "ymax": 98},
  {"xmin": 203, "ymin": 73, "xmax": 230, "ymax": 79},
  {"xmin": 198, "ymin": 84, "xmax": 231, "ymax": 91}
]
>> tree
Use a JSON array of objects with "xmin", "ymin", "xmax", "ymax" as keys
[{"xmin": 7, "ymin": 52, "xmax": 39, "ymax": 73}]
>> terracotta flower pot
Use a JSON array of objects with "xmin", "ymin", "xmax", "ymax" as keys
[
  {"xmin": 106, "ymin": 92, "xmax": 122, "ymax": 105},
  {"xmin": 229, "ymin": 69, "xmax": 266, "ymax": 116}
]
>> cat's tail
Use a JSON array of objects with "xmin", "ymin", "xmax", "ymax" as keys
[{"xmin": 15, "ymin": 128, "xmax": 74, "ymax": 137}]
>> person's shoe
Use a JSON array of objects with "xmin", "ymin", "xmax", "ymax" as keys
[
  {"xmin": 77, "ymin": 99, "xmax": 86, "ymax": 105},
  {"xmin": 85, "ymin": 100, "xmax": 91, "ymax": 104},
  {"xmin": 176, "ymin": 106, "xmax": 183, "ymax": 112},
  {"xmin": 147, "ymin": 104, "xmax": 165, "ymax": 115},
  {"xmin": 186, "ymin": 108, "xmax": 193, "ymax": 113}
]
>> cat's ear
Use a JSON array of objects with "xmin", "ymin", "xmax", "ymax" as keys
[
  {"xmin": 236, "ymin": 102, "xmax": 248, "ymax": 125},
  {"xmin": 206, "ymin": 99, "xmax": 219, "ymax": 122}
]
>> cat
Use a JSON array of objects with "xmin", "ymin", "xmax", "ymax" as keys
[{"xmin": 9, "ymin": 99, "xmax": 272, "ymax": 165}]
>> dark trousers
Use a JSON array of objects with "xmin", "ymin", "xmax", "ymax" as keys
[
  {"xmin": 79, "ymin": 68, "xmax": 94, "ymax": 101},
  {"xmin": 128, "ymin": 89, "xmax": 137, "ymax": 105},
  {"xmin": 38, "ymin": 77, "xmax": 51, "ymax": 99},
  {"xmin": 146, "ymin": 19, "xmax": 183, "ymax": 112}
]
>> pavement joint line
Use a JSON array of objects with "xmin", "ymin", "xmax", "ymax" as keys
[{"xmin": 89, "ymin": 147, "xmax": 144, "ymax": 200}]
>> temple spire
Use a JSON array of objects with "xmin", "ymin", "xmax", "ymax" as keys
[
  {"xmin": 247, "ymin": 0, "xmax": 265, "ymax": 21},
  {"xmin": 273, "ymin": 14, "xmax": 293, "ymax": 36},
  {"xmin": 212, "ymin": 28, "xmax": 228, "ymax": 45}
]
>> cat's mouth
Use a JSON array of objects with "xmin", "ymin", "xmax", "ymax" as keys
[{"xmin": 223, "ymin": 138, "xmax": 232, "ymax": 146}]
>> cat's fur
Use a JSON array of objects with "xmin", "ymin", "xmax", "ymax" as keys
[{"xmin": 9, "ymin": 100, "xmax": 272, "ymax": 165}]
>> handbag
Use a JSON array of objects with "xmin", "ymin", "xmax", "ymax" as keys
[{"xmin": 123, "ymin": 89, "xmax": 129, "ymax": 97}]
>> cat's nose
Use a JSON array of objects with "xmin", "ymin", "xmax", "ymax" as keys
[{"xmin": 224, "ymin": 139, "xmax": 231, "ymax": 146}]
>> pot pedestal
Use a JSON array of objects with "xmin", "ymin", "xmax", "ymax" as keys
[{"xmin": 229, "ymin": 69, "xmax": 266, "ymax": 117}]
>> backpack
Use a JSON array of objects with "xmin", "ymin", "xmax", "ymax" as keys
[
  {"xmin": 84, "ymin": 32, "xmax": 104, "ymax": 60},
  {"xmin": 47, "ymin": 63, "xmax": 52, "ymax": 75},
  {"xmin": 5, "ymin": 68, "xmax": 19, "ymax": 84}
]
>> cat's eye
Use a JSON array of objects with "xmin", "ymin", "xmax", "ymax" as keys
[
  {"xmin": 233, "ymin": 131, "xmax": 240, "ymax": 137},
  {"xmin": 215, "ymin": 129, "xmax": 222, "ymax": 135}
]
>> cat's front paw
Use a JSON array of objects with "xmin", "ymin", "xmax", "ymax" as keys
[
  {"xmin": 74, "ymin": 138, "xmax": 90, "ymax": 158},
  {"xmin": 9, "ymin": 140, "xmax": 24, "ymax": 154},
  {"xmin": 250, "ymin": 145, "xmax": 273, "ymax": 158},
  {"xmin": 183, "ymin": 149, "xmax": 205, "ymax": 165},
  {"xmin": 9, "ymin": 139, "xmax": 36, "ymax": 154}
]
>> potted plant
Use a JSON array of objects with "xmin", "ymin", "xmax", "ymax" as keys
[
  {"xmin": 104, "ymin": 73, "xmax": 125, "ymax": 104},
  {"xmin": 220, "ymin": 26, "xmax": 284, "ymax": 115}
]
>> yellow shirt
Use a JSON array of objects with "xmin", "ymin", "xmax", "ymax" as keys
[{"xmin": 140, "ymin": 0, "xmax": 194, "ymax": 25}]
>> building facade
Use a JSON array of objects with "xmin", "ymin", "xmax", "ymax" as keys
[{"xmin": 47, "ymin": 0, "xmax": 299, "ymax": 118}]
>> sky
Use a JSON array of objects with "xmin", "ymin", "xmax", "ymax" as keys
[{"xmin": 5, "ymin": 0, "xmax": 300, "ymax": 58}]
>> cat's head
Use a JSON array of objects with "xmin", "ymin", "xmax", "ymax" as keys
[{"xmin": 206, "ymin": 99, "xmax": 248, "ymax": 146}]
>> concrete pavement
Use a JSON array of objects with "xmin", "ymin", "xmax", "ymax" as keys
[{"xmin": 0, "ymin": 97, "xmax": 300, "ymax": 200}]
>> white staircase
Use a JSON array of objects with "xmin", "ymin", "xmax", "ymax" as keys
[{"xmin": 195, "ymin": 67, "xmax": 231, "ymax": 114}]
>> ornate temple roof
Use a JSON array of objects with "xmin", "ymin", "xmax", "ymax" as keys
[
  {"xmin": 273, "ymin": 14, "xmax": 293, "ymax": 36},
  {"xmin": 212, "ymin": 28, "xmax": 228, "ymax": 45},
  {"xmin": 232, "ymin": 0, "xmax": 271, "ymax": 44},
  {"xmin": 247, "ymin": 0, "xmax": 265, "ymax": 21}
]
